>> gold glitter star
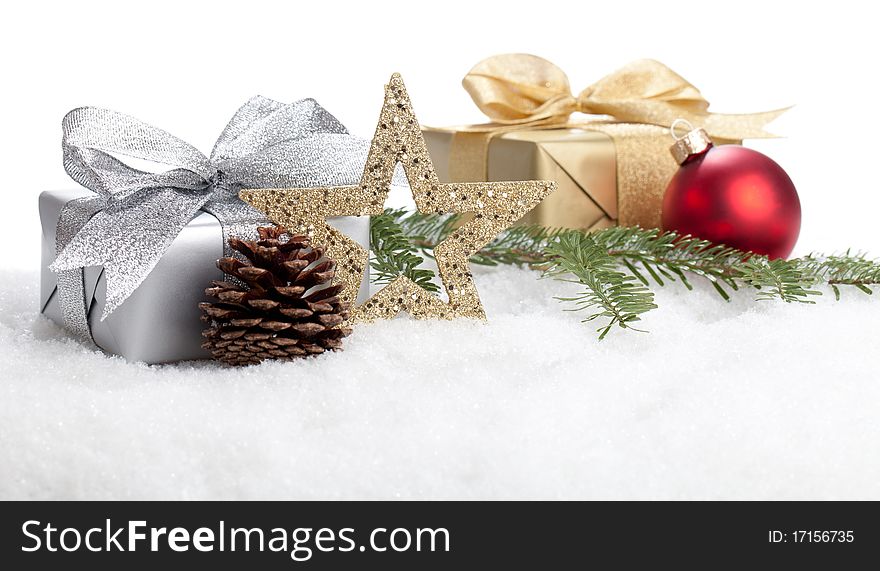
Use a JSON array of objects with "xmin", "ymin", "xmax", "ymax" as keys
[{"xmin": 240, "ymin": 74, "xmax": 556, "ymax": 322}]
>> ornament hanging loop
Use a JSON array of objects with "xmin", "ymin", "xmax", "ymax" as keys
[{"xmin": 670, "ymin": 118, "xmax": 696, "ymax": 141}]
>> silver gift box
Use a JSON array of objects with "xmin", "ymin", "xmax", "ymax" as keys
[{"xmin": 40, "ymin": 189, "xmax": 370, "ymax": 364}]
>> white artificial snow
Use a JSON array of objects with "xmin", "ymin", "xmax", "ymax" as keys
[{"xmin": 1, "ymin": 266, "xmax": 879, "ymax": 500}]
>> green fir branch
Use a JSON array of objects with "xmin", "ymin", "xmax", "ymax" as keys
[
  {"xmin": 543, "ymin": 232, "xmax": 657, "ymax": 340},
  {"xmin": 471, "ymin": 224, "xmax": 570, "ymax": 267},
  {"xmin": 392, "ymin": 210, "xmax": 564, "ymax": 267},
  {"xmin": 397, "ymin": 210, "xmax": 461, "ymax": 249},
  {"xmin": 369, "ymin": 208, "xmax": 440, "ymax": 293},
  {"xmin": 369, "ymin": 209, "xmax": 880, "ymax": 339},
  {"xmin": 740, "ymin": 258, "xmax": 821, "ymax": 303},
  {"xmin": 590, "ymin": 226, "xmax": 750, "ymax": 296},
  {"xmin": 588, "ymin": 226, "xmax": 823, "ymax": 304},
  {"xmin": 797, "ymin": 251, "xmax": 880, "ymax": 299}
]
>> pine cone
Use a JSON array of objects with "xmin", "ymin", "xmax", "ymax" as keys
[{"xmin": 200, "ymin": 226, "xmax": 352, "ymax": 366}]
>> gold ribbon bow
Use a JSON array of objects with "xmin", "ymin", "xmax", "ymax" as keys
[
  {"xmin": 446, "ymin": 54, "xmax": 788, "ymax": 228},
  {"xmin": 460, "ymin": 53, "xmax": 787, "ymax": 139}
]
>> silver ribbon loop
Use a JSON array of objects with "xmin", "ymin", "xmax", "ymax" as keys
[{"xmin": 50, "ymin": 96, "xmax": 376, "ymax": 338}]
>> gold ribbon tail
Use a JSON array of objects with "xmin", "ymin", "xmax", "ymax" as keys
[{"xmin": 701, "ymin": 107, "xmax": 792, "ymax": 140}]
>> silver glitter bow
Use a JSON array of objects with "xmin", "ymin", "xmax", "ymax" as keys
[{"xmin": 51, "ymin": 96, "xmax": 376, "ymax": 339}]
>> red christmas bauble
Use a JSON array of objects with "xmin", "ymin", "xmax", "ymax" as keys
[{"xmin": 661, "ymin": 142, "xmax": 800, "ymax": 259}]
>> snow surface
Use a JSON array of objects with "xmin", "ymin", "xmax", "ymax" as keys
[{"xmin": 1, "ymin": 266, "xmax": 879, "ymax": 500}]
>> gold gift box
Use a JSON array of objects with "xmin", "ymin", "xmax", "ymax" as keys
[{"xmin": 424, "ymin": 125, "xmax": 739, "ymax": 231}]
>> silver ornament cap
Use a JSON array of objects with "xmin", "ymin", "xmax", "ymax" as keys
[{"xmin": 670, "ymin": 127, "xmax": 714, "ymax": 165}]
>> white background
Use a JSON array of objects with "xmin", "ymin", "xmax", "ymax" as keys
[
  {"xmin": 2, "ymin": 0, "xmax": 880, "ymax": 503},
  {"xmin": 2, "ymin": 0, "xmax": 878, "ymax": 267}
]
